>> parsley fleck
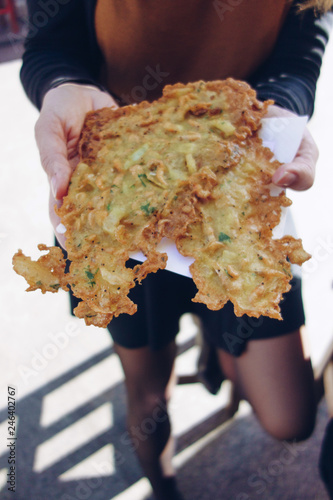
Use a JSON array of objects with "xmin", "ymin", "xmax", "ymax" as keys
[
  {"xmin": 218, "ymin": 232, "xmax": 231, "ymax": 243},
  {"xmin": 85, "ymin": 266, "xmax": 99, "ymax": 287},
  {"xmin": 141, "ymin": 202, "xmax": 156, "ymax": 216},
  {"xmin": 138, "ymin": 173, "xmax": 148, "ymax": 187}
]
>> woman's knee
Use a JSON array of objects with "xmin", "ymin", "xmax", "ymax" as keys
[
  {"xmin": 128, "ymin": 389, "xmax": 169, "ymax": 423},
  {"xmin": 260, "ymin": 404, "xmax": 317, "ymax": 442}
]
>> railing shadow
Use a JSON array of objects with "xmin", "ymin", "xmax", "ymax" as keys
[{"xmin": 0, "ymin": 334, "xmax": 238, "ymax": 500}]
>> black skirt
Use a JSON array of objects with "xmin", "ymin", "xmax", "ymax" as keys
[{"xmin": 60, "ymin": 239, "xmax": 305, "ymax": 357}]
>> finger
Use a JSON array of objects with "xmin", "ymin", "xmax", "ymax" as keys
[
  {"xmin": 50, "ymin": 157, "xmax": 72, "ymax": 201},
  {"xmin": 35, "ymin": 115, "xmax": 73, "ymax": 200},
  {"xmin": 91, "ymin": 90, "xmax": 118, "ymax": 110},
  {"xmin": 272, "ymin": 129, "xmax": 319, "ymax": 191},
  {"xmin": 49, "ymin": 192, "xmax": 67, "ymax": 249}
]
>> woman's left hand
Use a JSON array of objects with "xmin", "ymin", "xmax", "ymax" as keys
[{"xmin": 267, "ymin": 105, "xmax": 319, "ymax": 191}]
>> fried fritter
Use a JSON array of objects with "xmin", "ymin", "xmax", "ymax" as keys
[{"xmin": 13, "ymin": 79, "xmax": 310, "ymax": 327}]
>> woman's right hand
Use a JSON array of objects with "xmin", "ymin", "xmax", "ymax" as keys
[{"xmin": 35, "ymin": 83, "xmax": 118, "ymax": 248}]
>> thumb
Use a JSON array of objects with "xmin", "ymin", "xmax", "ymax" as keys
[
  {"xmin": 272, "ymin": 128, "xmax": 318, "ymax": 191},
  {"xmin": 35, "ymin": 116, "xmax": 74, "ymax": 200},
  {"xmin": 51, "ymin": 154, "xmax": 80, "ymax": 200},
  {"xmin": 49, "ymin": 156, "xmax": 74, "ymax": 201}
]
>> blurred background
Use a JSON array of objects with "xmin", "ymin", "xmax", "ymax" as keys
[{"xmin": 0, "ymin": 2, "xmax": 333, "ymax": 499}]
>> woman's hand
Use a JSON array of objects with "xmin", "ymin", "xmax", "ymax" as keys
[
  {"xmin": 267, "ymin": 105, "xmax": 319, "ymax": 191},
  {"xmin": 35, "ymin": 83, "xmax": 118, "ymax": 247}
]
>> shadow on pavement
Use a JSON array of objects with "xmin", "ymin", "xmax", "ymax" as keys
[{"xmin": 0, "ymin": 341, "xmax": 329, "ymax": 500}]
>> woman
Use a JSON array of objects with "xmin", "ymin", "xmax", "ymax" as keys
[{"xmin": 20, "ymin": 1, "xmax": 333, "ymax": 498}]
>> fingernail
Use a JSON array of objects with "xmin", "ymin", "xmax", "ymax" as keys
[
  {"xmin": 56, "ymin": 223, "xmax": 67, "ymax": 234},
  {"xmin": 51, "ymin": 177, "xmax": 58, "ymax": 199},
  {"xmin": 275, "ymin": 172, "xmax": 297, "ymax": 187}
]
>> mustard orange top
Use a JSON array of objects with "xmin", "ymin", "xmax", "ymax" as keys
[{"xmin": 95, "ymin": 0, "xmax": 290, "ymax": 103}]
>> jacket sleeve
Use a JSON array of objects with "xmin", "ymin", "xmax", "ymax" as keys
[
  {"xmin": 20, "ymin": 0, "xmax": 104, "ymax": 110},
  {"xmin": 251, "ymin": 3, "xmax": 333, "ymax": 117}
]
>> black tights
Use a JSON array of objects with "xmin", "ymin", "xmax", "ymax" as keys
[{"xmin": 115, "ymin": 328, "xmax": 316, "ymax": 499}]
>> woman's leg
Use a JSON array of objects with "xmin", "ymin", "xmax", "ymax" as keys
[
  {"xmin": 217, "ymin": 328, "xmax": 316, "ymax": 441},
  {"xmin": 114, "ymin": 340, "xmax": 183, "ymax": 500}
]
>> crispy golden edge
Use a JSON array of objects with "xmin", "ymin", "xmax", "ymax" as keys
[{"xmin": 12, "ymin": 244, "xmax": 67, "ymax": 293}]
